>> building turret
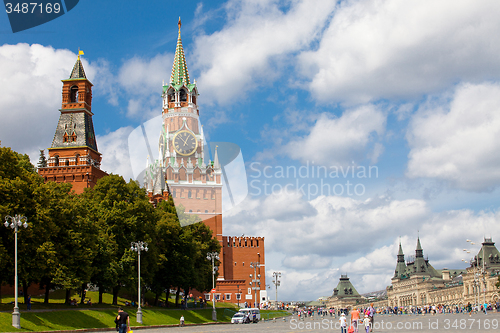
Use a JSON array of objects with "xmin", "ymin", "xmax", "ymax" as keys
[
  {"xmin": 472, "ymin": 238, "xmax": 500, "ymax": 270},
  {"xmin": 394, "ymin": 241, "xmax": 407, "ymax": 278}
]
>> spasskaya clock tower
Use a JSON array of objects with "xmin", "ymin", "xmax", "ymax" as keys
[
  {"xmin": 145, "ymin": 17, "xmax": 223, "ymax": 243},
  {"xmin": 145, "ymin": 18, "xmax": 266, "ymax": 307}
]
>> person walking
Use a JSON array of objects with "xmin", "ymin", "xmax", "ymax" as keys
[
  {"xmin": 115, "ymin": 307, "xmax": 130, "ymax": 333},
  {"xmin": 27, "ymin": 295, "xmax": 31, "ymax": 311},
  {"xmin": 363, "ymin": 315, "xmax": 371, "ymax": 333},
  {"xmin": 367, "ymin": 303, "xmax": 375, "ymax": 332},
  {"xmin": 180, "ymin": 315, "xmax": 185, "ymax": 327},
  {"xmin": 340, "ymin": 313, "xmax": 347, "ymax": 333},
  {"xmin": 351, "ymin": 307, "xmax": 360, "ymax": 333}
]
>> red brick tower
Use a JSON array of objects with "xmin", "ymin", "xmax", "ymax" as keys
[{"xmin": 38, "ymin": 52, "xmax": 107, "ymax": 193}]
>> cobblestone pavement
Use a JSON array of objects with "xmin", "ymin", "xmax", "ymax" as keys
[{"xmin": 99, "ymin": 312, "xmax": 500, "ymax": 333}]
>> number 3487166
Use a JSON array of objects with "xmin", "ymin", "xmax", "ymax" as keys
[{"xmin": 5, "ymin": 3, "xmax": 61, "ymax": 14}]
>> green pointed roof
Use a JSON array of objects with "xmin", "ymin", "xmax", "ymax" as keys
[
  {"xmin": 398, "ymin": 241, "xmax": 404, "ymax": 255},
  {"xmin": 332, "ymin": 274, "xmax": 361, "ymax": 298},
  {"xmin": 416, "ymin": 237, "xmax": 422, "ymax": 251},
  {"xmin": 170, "ymin": 17, "xmax": 190, "ymax": 87},
  {"xmin": 474, "ymin": 238, "xmax": 500, "ymax": 270},
  {"xmin": 69, "ymin": 56, "xmax": 87, "ymax": 79}
]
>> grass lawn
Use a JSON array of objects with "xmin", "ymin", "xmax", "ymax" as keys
[
  {"xmin": 0, "ymin": 289, "xmax": 287, "ymax": 331},
  {"xmin": 0, "ymin": 290, "xmax": 238, "ymax": 312},
  {"xmin": 0, "ymin": 308, "xmax": 234, "ymax": 332},
  {"xmin": 0, "ymin": 307, "xmax": 290, "ymax": 332}
]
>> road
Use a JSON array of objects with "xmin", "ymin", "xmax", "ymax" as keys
[{"xmin": 100, "ymin": 312, "xmax": 500, "ymax": 332}]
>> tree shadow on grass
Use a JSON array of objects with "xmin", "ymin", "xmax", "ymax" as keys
[{"xmin": 21, "ymin": 310, "xmax": 116, "ymax": 331}]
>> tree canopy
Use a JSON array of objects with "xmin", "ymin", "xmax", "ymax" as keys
[{"xmin": 0, "ymin": 146, "xmax": 221, "ymax": 305}]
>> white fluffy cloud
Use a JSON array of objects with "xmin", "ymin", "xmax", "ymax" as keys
[
  {"xmin": 284, "ymin": 105, "xmax": 386, "ymax": 166},
  {"xmin": 406, "ymin": 82, "xmax": 500, "ymax": 192},
  {"xmin": 192, "ymin": 0, "xmax": 336, "ymax": 104},
  {"xmin": 0, "ymin": 44, "xmax": 79, "ymax": 157},
  {"xmin": 97, "ymin": 126, "xmax": 135, "ymax": 180},
  {"xmin": 226, "ymin": 189, "xmax": 500, "ymax": 298},
  {"xmin": 299, "ymin": 0, "xmax": 500, "ymax": 103},
  {"xmin": 225, "ymin": 191, "xmax": 429, "ymax": 259},
  {"xmin": 0, "ymin": 43, "xmax": 146, "ymax": 179},
  {"xmin": 117, "ymin": 53, "xmax": 173, "ymax": 119}
]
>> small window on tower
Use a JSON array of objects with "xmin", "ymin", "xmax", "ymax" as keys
[
  {"xmin": 168, "ymin": 90, "xmax": 175, "ymax": 102},
  {"xmin": 70, "ymin": 86, "xmax": 79, "ymax": 103},
  {"xmin": 180, "ymin": 89, "xmax": 187, "ymax": 102}
]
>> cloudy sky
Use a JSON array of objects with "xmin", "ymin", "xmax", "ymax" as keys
[{"xmin": 3, "ymin": 0, "xmax": 500, "ymax": 301}]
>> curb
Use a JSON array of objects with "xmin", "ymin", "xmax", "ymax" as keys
[{"xmin": 5, "ymin": 321, "xmax": 232, "ymax": 333}]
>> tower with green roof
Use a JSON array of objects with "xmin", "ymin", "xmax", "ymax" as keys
[{"xmin": 145, "ymin": 17, "xmax": 224, "ymax": 273}]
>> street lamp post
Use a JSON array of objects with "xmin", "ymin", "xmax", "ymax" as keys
[
  {"xmin": 4, "ymin": 214, "xmax": 29, "ymax": 329},
  {"xmin": 249, "ymin": 262, "xmax": 260, "ymax": 309},
  {"xmin": 273, "ymin": 271, "xmax": 281, "ymax": 310},
  {"xmin": 206, "ymin": 252, "xmax": 219, "ymax": 321},
  {"xmin": 236, "ymin": 284, "xmax": 240, "ymax": 309},
  {"xmin": 131, "ymin": 241, "xmax": 148, "ymax": 324}
]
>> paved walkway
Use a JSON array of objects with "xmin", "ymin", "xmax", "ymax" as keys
[
  {"xmin": 6, "ymin": 312, "xmax": 500, "ymax": 332},
  {"xmin": 95, "ymin": 312, "xmax": 500, "ymax": 333}
]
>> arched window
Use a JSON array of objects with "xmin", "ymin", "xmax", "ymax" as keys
[
  {"xmin": 189, "ymin": 210, "xmax": 192, "ymax": 213},
  {"xmin": 172, "ymin": 190, "xmax": 176, "ymax": 198},
  {"xmin": 205, "ymin": 210, "xmax": 208, "ymax": 213},
  {"xmin": 188, "ymin": 190, "xmax": 192, "ymax": 198},
  {"xmin": 70, "ymin": 86, "xmax": 79, "ymax": 103}
]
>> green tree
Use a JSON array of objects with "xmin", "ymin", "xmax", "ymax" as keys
[
  {"xmin": 150, "ymin": 198, "xmax": 182, "ymax": 306},
  {"xmin": 0, "ymin": 146, "xmax": 44, "ymax": 303},
  {"xmin": 86, "ymin": 175, "xmax": 157, "ymax": 305}
]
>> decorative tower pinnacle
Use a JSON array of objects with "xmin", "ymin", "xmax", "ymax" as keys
[
  {"xmin": 70, "ymin": 49, "xmax": 86, "ymax": 79},
  {"xmin": 416, "ymin": 236, "xmax": 423, "ymax": 258},
  {"xmin": 394, "ymin": 239, "xmax": 407, "ymax": 278},
  {"xmin": 170, "ymin": 17, "xmax": 190, "ymax": 86}
]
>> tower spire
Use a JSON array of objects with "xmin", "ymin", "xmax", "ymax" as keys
[
  {"xmin": 70, "ymin": 50, "xmax": 87, "ymax": 79},
  {"xmin": 416, "ymin": 234, "xmax": 423, "ymax": 258},
  {"xmin": 170, "ymin": 17, "xmax": 190, "ymax": 86}
]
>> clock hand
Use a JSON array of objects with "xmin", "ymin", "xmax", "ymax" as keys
[{"xmin": 179, "ymin": 136, "xmax": 189, "ymax": 146}]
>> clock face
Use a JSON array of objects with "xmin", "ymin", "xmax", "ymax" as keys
[{"xmin": 173, "ymin": 130, "xmax": 198, "ymax": 156}]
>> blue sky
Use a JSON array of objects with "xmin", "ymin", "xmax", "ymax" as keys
[{"xmin": 3, "ymin": 0, "xmax": 500, "ymax": 301}]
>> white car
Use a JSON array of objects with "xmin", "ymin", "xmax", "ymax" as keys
[
  {"xmin": 238, "ymin": 308, "xmax": 260, "ymax": 323},
  {"xmin": 231, "ymin": 312, "xmax": 249, "ymax": 324}
]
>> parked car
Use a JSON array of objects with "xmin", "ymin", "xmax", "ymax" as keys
[
  {"xmin": 231, "ymin": 312, "xmax": 249, "ymax": 324},
  {"xmin": 238, "ymin": 308, "xmax": 261, "ymax": 323}
]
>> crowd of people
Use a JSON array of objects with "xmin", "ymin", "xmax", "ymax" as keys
[
  {"xmin": 292, "ymin": 304, "xmax": 375, "ymax": 333},
  {"xmin": 378, "ymin": 301, "xmax": 500, "ymax": 315}
]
